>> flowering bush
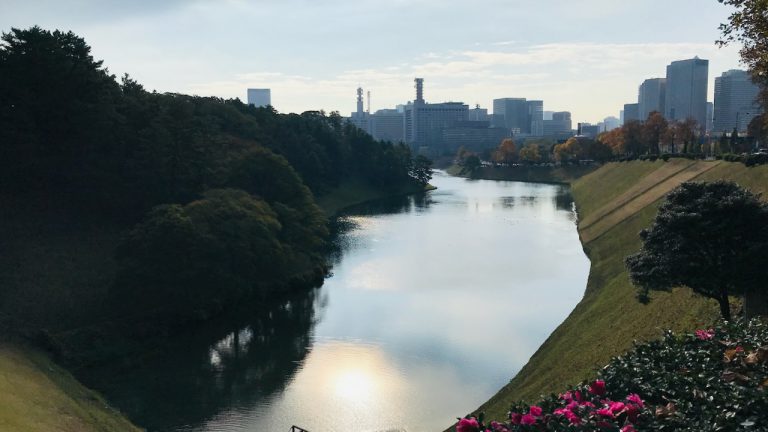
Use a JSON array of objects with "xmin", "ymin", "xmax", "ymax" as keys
[{"xmin": 456, "ymin": 320, "xmax": 768, "ymax": 431}]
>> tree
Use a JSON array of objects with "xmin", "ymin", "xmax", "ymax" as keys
[
  {"xmin": 409, "ymin": 155, "xmax": 433, "ymax": 185},
  {"xmin": 518, "ymin": 143, "xmax": 542, "ymax": 163},
  {"xmin": 718, "ymin": 0, "xmax": 768, "ymax": 105},
  {"xmin": 553, "ymin": 137, "xmax": 583, "ymax": 162},
  {"xmin": 625, "ymin": 181, "xmax": 768, "ymax": 320},
  {"xmin": 598, "ymin": 128, "xmax": 625, "ymax": 155},
  {"xmin": 461, "ymin": 154, "xmax": 482, "ymax": 175},
  {"xmin": 643, "ymin": 111, "xmax": 668, "ymax": 155},
  {"xmin": 493, "ymin": 138, "xmax": 517, "ymax": 165}
]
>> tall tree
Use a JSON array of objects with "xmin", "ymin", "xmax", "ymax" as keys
[
  {"xmin": 493, "ymin": 138, "xmax": 518, "ymax": 165},
  {"xmin": 625, "ymin": 181, "xmax": 768, "ymax": 320}
]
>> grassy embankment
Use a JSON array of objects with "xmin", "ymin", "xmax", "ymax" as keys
[
  {"xmin": 0, "ymin": 344, "xmax": 141, "ymax": 432},
  {"xmin": 469, "ymin": 159, "xmax": 768, "ymax": 423},
  {"xmin": 445, "ymin": 164, "xmax": 599, "ymax": 184}
]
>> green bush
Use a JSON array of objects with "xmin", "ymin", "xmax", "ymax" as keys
[{"xmin": 458, "ymin": 320, "xmax": 768, "ymax": 431}]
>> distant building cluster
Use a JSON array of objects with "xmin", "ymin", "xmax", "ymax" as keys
[
  {"xmin": 621, "ymin": 58, "xmax": 762, "ymax": 135},
  {"xmin": 248, "ymin": 56, "xmax": 763, "ymax": 156},
  {"xmin": 344, "ymin": 78, "xmax": 573, "ymax": 156}
]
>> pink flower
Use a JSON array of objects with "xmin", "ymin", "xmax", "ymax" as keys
[
  {"xmin": 553, "ymin": 408, "xmax": 569, "ymax": 416},
  {"xmin": 567, "ymin": 401, "xmax": 579, "ymax": 411},
  {"xmin": 589, "ymin": 380, "xmax": 607, "ymax": 396},
  {"xmin": 610, "ymin": 401, "xmax": 626, "ymax": 413},
  {"xmin": 574, "ymin": 390, "xmax": 583, "ymax": 402},
  {"xmin": 625, "ymin": 403, "xmax": 640, "ymax": 422},
  {"xmin": 490, "ymin": 421, "xmax": 509, "ymax": 432},
  {"xmin": 626, "ymin": 393, "xmax": 644, "ymax": 408},
  {"xmin": 509, "ymin": 413, "xmax": 522, "ymax": 425},
  {"xmin": 560, "ymin": 391, "xmax": 574, "ymax": 402},
  {"xmin": 695, "ymin": 329, "xmax": 715, "ymax": 340},
  {"xmin": 520, "ymin": 414, "xmax": 537, "ymax": 425},
  {"xmin": 529, "ymin": 406, "xmax": 543, "ymax": 417},
  {"xmin": 621, "ymin": 425, "xmax": 637, "ymax": 432},
  {"xmin": 595, "ymin": 408, "xmax": 614, "ymax": 418},
  {"xmin": 456, "ymin": 418, "xmax": 480, "ymax": 432},
  {"xmin": 580, "ymin": 401, "xmax": 596, "ymax": 408},
  {"xmin": 565, "ymin": 411, "xmax": 582, "ymax": 425}
]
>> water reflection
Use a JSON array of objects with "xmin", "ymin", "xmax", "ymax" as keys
[
  {"xmin": 83, "ymin": 290, "xmax": 320, "ymax": 431},
  {"xmin": 87, "ymin": 172, "xmax": 590, "ymax": 432}
]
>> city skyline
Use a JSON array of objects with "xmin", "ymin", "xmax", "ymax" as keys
[{"xmin": 0, "ymin": 0, "xmax": 745, "ymax": 123}]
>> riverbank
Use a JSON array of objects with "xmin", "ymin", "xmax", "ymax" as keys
[
  {"xmin": 468, "ymin": 159, "xmax": 768, "ymax": 423},
  {"xmin": 317, "ymin": 178, "xmax": 435, "ymax": 216},
  {"xmin": 0, "ymin": 343, "xmax": 142, "ymax": 432},
  {"xmin": 445, "ymin": 164, "xmax": 598, "ymax": 184}
]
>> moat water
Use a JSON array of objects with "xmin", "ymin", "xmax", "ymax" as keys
[{"xmin": 87, "ymin": 171, "xmax": 590, "ymax": 432}]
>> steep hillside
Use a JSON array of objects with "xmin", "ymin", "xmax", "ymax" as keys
[
  {"xmin": 0, "ymin": 344, "xmax": 141, "ymax": 432},
  {"xmin": 471, "ymin": 160, "xmax": 768, "ymax": 423}
]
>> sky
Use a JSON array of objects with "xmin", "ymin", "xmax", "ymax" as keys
[{"xmin": 0, "ymin": 0, "xmax": 746, "ymax": 123}]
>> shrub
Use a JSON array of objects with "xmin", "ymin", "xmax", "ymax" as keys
[{"xmin": 457, "ymin": 320, "xmax": 768, "ymax": 431}]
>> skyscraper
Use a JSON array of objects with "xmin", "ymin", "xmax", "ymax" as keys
[
  {"xmin": 492, "ymin": 98, "xmax": 543, "ymax": 135},
  {"xmin": 638, "ymin": 78, "xmax": 666, "ymax": 121},
  {"xmin": 664, "ymin": 58, "xmax": 709, "ymax": 130},
  {"xmin": 404, "ymin": 78, "xmax": 469, "ymax": 150},
  {"xmin": 713, "ymin": 69, "xmax": 762, "ymax": 133},
  {"xmin": 623, "ymin": 103, "xmax": 640, "ymax": 123},
  {"xmin": 246, "ymin": 88, "xmax": 271, "ymax": 107}
]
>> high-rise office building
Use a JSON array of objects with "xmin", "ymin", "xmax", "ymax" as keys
[
  {"xmin": 543, "ymin": 111, "xmax": 573, "ymax": 139},
  {"xmin": 638, "ymin": 78, "xmax": 666, "ymax": 121},
  {"xmin": 664, "ymin": 57, "xmax": 709, "ymax": 130},
  {"xmin": 350, "ymin": 87, "xmax": 370, "ymax": 132},
  {"xmin": 370, "ymin": 109, "xmax": 405, "ymax": 142},
  {"xmin": 713, "ymin": 69, "xmax": 762, "ymax": 133},
  {"xmin": 528, "ymin": 100, "xmax": 544, "ymax": 136},
  {"xmin": 469, "ymin": 106, "xmax": 489, "ymax": 122},
  {"xmin": 492, "ymin": 98, "xmax": 543, "ymax": 135},
  {"xmin": 623, "ymin": 103, "xmax": 640, "ymax": 123},
  {"xmin": 247, "ymin": 88, "xmax": 271, "ymax": 107},
  {"xmin": 602, "ymin": 116, "xmax": 621, "ymax": 132},
  {"xmin": 404, "ymin": 78, "xmax": 469, "ymax": 150}
]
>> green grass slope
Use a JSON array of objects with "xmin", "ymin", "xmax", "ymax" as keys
[
  {"xmin": 469, "ymin": 160, "xmax": 768, "ymax": 424},
  {"xmin": 0, "ymin": 344, "xmax": 142, "ymax": 432}
]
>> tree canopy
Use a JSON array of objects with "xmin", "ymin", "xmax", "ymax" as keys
[{"xmin": 625, "ymin": 181, "xmax": 768, "ymax": 320}]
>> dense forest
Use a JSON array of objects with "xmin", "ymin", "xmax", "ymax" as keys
[{"xmin": 0, "ymin": 27, "xmax": 431, "ymax": 341}]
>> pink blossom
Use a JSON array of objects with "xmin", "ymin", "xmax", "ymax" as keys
[
  {"xmin": 695, "ymin": 329, "xmax": 715, "ymax": 340},
  {"xmin": 520, "ymin": 414, "xmax": 537, "ymax": 425},
  {"xmin": 509, "ymin": 413, "xmax": 522, "ymax": 425},
  {"xmin": 574, "ymin": 390, "xmax": 583, "ymax": 402},
  {"xmin": 621, "ymin": 425, "xmax": 637, "ymax": 432},
  {"xmin": 490, "ymin": 421, "xmax": 509, "ymax": 432},
  {"xmin": 626, "ymin": 393, "xmax": 644, "ymax": 408},
  {"xmin": 529, "ymin": 406, "xmax": 543, "ymax": 417},
  {"xmin": 610, "ymin": 401, "xmax": 626, "ymax": 413},
  {"xmin": 625, "ymin": 403, "xmax": 640, "ymax": 422},
  {"xmin": 580, "ymin": 401, "xmax": 596, "ymax": 408},
  {"xmin": 589, "ymin": 380, "xmax": 607, "ymax": 396},
  {"xmin": 565, "ymin": 411, "xmax": 582, "ymax": 425},
  {"xmin": 595, "ymin": 408, "xmax": 614, "ymax": 418},
  {"xmin": 560, "ymin": 391, "xmax": 574, "ymax": 402},
  {"xmin": 456, "ymin": 418, "xmax": 480, "ymax": 432},
  {"xmin": 567, "ymin": 401, "xmax": 580, "ymax": 411}
]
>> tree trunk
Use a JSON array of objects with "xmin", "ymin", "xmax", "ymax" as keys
[
  {"xmin": 719, "ymin": 295, "xmax": 732, "ymax": 321},
  {"xmin": 744, "ymin": 290, "xmax": 768, "ymax": 319}
]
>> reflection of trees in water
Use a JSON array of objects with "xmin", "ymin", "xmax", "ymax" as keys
[
  {"xmin": 326, "ymin": 193, "xmax": 434, "ymax": 267},
  {"xmin": 86, "ymin": 289, "xmax": 320, "ymax": 432},
  {"xmin": 554, "ymin": 186, "xmax": 575, "ymax": 211}
]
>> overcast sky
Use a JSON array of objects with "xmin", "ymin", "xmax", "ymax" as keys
[{"xmin": 0, "ymin": 0, "xmax": 745, "ymax": 123}]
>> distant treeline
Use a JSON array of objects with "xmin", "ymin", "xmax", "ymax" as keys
[{"xmin": 0, "ymin": 27, "xmax": 431, "ymax": 333}]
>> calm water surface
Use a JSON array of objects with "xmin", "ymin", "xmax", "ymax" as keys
[{"xmin": 87, "ymin": 172, "xmax": 590, "ymax": 432}]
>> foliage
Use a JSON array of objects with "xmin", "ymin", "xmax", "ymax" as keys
[
  {"xmin": 410, "ymin": 155, "xmax": 434, "ymax": 185},
  {"xmin": 114, "ymin": 189, "xmax": 327, "ymax": 321},
  {"xmin": 460, "ymin": 320, "xmax": 768, "ymax": 431},
  {"xmin": 462, "ymin": 155, "xmax": 482, "ymax": 175},
  {"xmin": 718, "ymin": 0, "xmax": 768, "ymax": 105},
  {"xmin": 554, "ymin": 137, "xmax": 611, "ymax": 163},
  {"xmin": 493, "ymin": 138, "xmax": 518, "ymax": 165},
  {"xmin": 519, "ymin": 144, "xmax": 542, "ymax": 163},
  {"xmin": 625, "ymin": 181, "xmax": 768, "ymax": 320}
]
